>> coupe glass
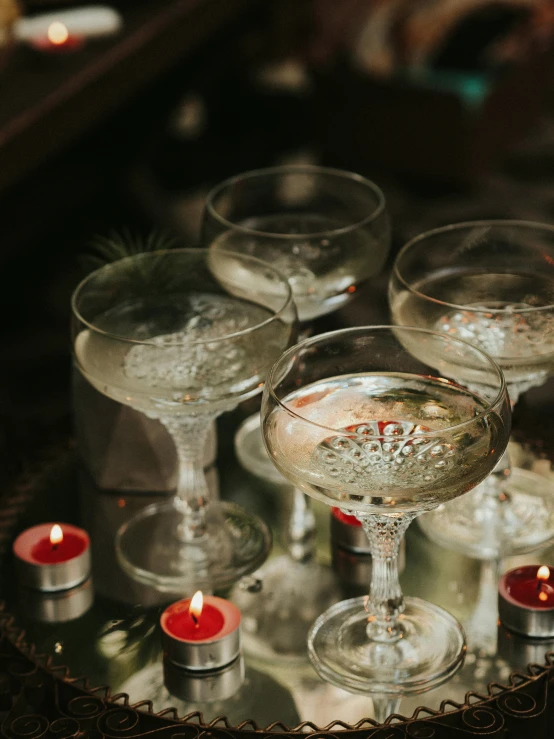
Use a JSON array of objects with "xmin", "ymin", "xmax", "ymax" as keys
[
  {"xmin": 71, "ymin": 248, "xmax": 296, "ymax": 592},
  {"xmin": 261, "ymin": 326, "xmax": 510, "ymax": 708},
  {"xmin": 203, "ymin": 165, "xmax": 390, "ymax": 324},
  {"xmin": 389, "ymin": 220, "xmax": 554, "ymax": 559},
  {"xmin": 203, "ymin": 165, "xmax": 390, "ymax": 659}
]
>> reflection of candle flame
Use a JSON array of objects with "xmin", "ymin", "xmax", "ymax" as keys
[
  {"xmin": 47, "ymin": 21, "xmax": 69, "ymax": 45},
  {"xmin": 537, "ymin": 566, "xmax": 550, "ymax": 602},
  {"xmin": 189, "ymin": 590, "xmax": 203, "ymax": 626},
  {"xmin": 50, "ymin": 524, "xmax": 63, "ymax": 547}
]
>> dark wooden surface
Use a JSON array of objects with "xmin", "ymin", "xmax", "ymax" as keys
[{"xmin": 0, "ymin": 0, "xmax": 255, "ymax": 193}]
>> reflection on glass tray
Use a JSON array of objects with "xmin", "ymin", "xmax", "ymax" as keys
[{"xmin": 5, "ymin": 440, "xmax": 554, "ymax": 728}]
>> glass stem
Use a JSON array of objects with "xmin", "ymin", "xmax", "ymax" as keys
[
  {"xmin": 479, "ymin": 448, "xmax": 512, "ymax": 557},
  {"xmin": 286, "ymin": 488, "xmax": 316, "ymax": 562},
  {"xmin": 464, "ymin": 557, "xmax": 502, "ymax": 654},
  {"xmin": 358, "ymin": 512, "xmax": 417, "ymax": 642},
  {"xmin": 157, "ymin": 413, "xmax": 217, "ymax": 541},
  {"xmin": 372, "ymin": 694, "xmax": 402, "ymax": 724}
]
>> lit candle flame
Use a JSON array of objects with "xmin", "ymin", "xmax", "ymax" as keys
[
  {"xmin": 47, "ymin": 21, "xmax": 69, "ymax": 45},
  {"xmin": 537, "ymin": 565, "xmax": 550, "ymax": 581},
  {"xmin": 50, "ymin": 524, "xmax": 63, "ymax": 546},
  {"xmin": 189, "ymin": 590, "xmax": 203, "ymax": 625}
]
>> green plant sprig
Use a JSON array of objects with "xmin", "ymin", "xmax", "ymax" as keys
[{"xmin": 82, "ymin": 228, "xmax": 180, "ymax": 273}]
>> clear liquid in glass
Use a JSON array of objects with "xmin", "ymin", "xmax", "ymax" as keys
[
  {"xmin": 266, "ymin": 373, "xmax": 505, "ymax": 513},
  {"xmin": 392, "ymin": 271, "xmax": 554, "ymax": 396},
  {"xmin": 75, "ymin": 293, "xmax": 289, "ymax": 413},
  {"xmin": 211, "ymin": 214, "xmax": 384, "ymax": 321}
]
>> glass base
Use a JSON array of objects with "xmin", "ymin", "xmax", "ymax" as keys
[
  {"xmin": 418, "ymin": 467, "xmax": 554, "ymax": 559},
  {"xmin": 308, "ymin": 596, "xmax": 466, "ymax": 696},
  {"xmin": 235, "ymin": 413, "xmax": 285, "ymax": 484},
  {"xmin": 230, "ymin": 555, "xmax": 341, "ymax": 664},
  {"xmin": 115, "ymin": 500, "xmax": 272, "ymax": 593}
]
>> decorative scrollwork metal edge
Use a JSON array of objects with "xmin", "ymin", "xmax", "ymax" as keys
[{"xmin": 1, "ymin": 438, "xmax": 554, "ymax": 737}]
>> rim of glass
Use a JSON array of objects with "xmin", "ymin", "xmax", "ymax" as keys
[
  {"xmin": 394, "ymin": 219, "xmax": 554, "ymax": 315},
  {"xmin": 266, "ymin": 325, "xmax": 507, "ymax": 438},
  {"xmin": 71, "ymin": 248, "xmax": 296, "ymax": 347},
  {"xmin": 204, "ymin": 165, "xmax": 387, "ymax": 239}
]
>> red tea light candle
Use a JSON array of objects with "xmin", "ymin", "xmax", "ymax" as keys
[
  {"xmin": 28, "ymin": 22, "xmax": 84, "ymax": 52},
  {"xmin": 499, "ymin": 565, "xmax": 554, "ymax": 637},
  {"xmin": 161, "ymin": 591, "xmax": 241, "ymax": 670},
  {"xmin": 13, "ymin": 523, "xmax": 91, "ymax": 592},
  {"xmin": 14, "ymin": 6, "xmax": 123, "ymax": 52}
]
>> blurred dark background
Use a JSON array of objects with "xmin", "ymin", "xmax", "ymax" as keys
[{"xmin": 2, "ymin": 0, "xmax": 554, "ymax": 480}]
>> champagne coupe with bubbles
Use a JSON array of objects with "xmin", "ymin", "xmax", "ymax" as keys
[
  {"xmin": 72, "ymin": 248, "xmax": 296, "ymax": 592},
  {"xmin": 261, "ymin": 326, "xmax": 510, "ymax": 713},
  {"xmin": 390, "ymin": 221, "xmax": 554, "ymax": 559},
  {"xmin": 202, "ymin": 165, "xmax": 390, "ymax": 659},
  {"xmin": 203, "ymin": 165, "xmax": 390, "ymax": 324}
]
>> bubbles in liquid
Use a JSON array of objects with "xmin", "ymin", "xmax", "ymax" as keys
[
  {"xmin": 211, "ymin": 212, "xmax": 380, "ymax": 321},
  {"xmin": 124, "ymin": 295, "xmax": 269, "ymax": 392},
  {"xmin": 313, "ymin": 420, "xmax": 456, "ymax": 488},
  {"xmin": 436, "ymin": 303, "xmax": 554, "ymax": 359},
  {"xmin": 435, "ymin": 302, "xmax": 554, "ymax": 399}
]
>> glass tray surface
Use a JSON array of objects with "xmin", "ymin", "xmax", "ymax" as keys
[{"xmin": 1, "ymin": 421, "xmax": 554, "ymax": 737}]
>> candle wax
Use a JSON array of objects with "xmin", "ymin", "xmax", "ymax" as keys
[
  {"xmin": 31, "ymin": 532, "xmax": 87, "ymax": 564},
  {"xmin": 504, "ymin": 567, "xmax": 554, "ymax": 609},
  {"xmin": 331, "ymin": 507, "xmax": 362, "ymax": 527},
  {"xmin": 164, "ymin": 602, "xmax": 224, "ymax": 641},
  {"xmin": 30, "ymin": 35, "xmax": 84, "ymax": 52}
]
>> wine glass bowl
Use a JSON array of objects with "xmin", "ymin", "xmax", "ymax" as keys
[
  {"xmin": 389, "ymin": 221, "xmax": 554, "ymax": 401},
  {"xmin": 261, "ymin": 326, "xmax": 511, "ymax": 696},
  {"xmin": 390, "ymin": 220, "xmax": 554, "ymax": 558},
  {"xmin": 263, "ymin": 329, "xmax": 509, "ymax": 515},
  {"xmin": 203, "ymin": 165, "xmax": 390, "ymax": 324},
  {"xmin": 73, "ymin": 249, "xmax": 295, "ymax": 413},
  {"xmin": 71, "ymin": 248, "xmax": 297, "ymax": 592}
]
